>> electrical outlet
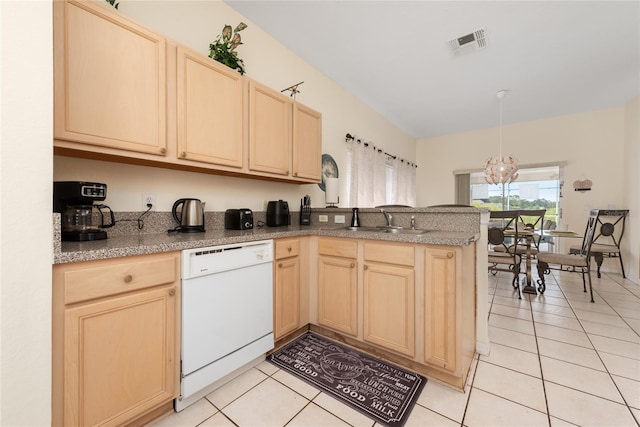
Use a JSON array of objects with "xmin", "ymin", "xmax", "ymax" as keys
[
  {"xmin": 318, "ymin": 214, "xmax": 329, "ymax": 223},
  {"xmin": 334, "ymin": 215, "xmax": 346, "ymax": 224},
  {"xmin": 142, "ymin": 194, "xmax": 155, "ymax": 211}
]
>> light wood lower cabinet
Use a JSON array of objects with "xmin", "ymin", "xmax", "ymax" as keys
[
  {"xmin": 363, "ymin": 242, "xmax": 415, "ymax": 357},
  {"xmin": 274, "ymin": 239, "xmax": 301, "ymax": 339},
  {"xmin": 52, "ymin": 252, "xmax": 180, "ymax": 427},
  {"xmin": 317, "ymin": 238, "xmax": 358, "ymax": 336}
]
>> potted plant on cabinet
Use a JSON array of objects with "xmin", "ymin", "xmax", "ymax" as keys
[{"xmin": 209, "ymin": 22, "xmax": 248, "ymax": 75}]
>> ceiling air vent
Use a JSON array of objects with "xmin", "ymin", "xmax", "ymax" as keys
[{"xmin": 448, "ymin": 29, "xmax": 487, "ymax": 55}]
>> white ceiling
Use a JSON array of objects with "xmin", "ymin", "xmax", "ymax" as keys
[{"xmin": 225, "ymin": 1, "xmax": 640, "ymax": 139}]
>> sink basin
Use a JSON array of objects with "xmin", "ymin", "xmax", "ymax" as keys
[{"xmin": 378, "ymin": 227, "xmax": 429, "ymax": 235}]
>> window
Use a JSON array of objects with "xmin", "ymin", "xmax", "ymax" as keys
[{"xmin": 469, "ymin": 165, "xmax": 562, "ymax": 223}]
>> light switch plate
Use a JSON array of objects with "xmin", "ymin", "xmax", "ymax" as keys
[
  {"xmin": 318, "ymin": 215, "xmax": 329, "ymax": 223},
  {"xmin": 334, "ymin": 215, "xmax": 345, "ymax": 224}
]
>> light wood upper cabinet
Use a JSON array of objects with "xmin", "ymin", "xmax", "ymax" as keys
[
  {"xmin": 363, "ymin": 242, "xmax": 415, "ymax": 357},
  {"xmin": 176, "ymin": 45, "xmax": 244, "ymax": 168},
  {"xmin": 423, "ymin": 246, "xmax": 458, "ymax": 373},
  {"xmin": 54, "ymin": 0, "xmax": 167, "ymax": 155},
  {"xmin": 274, "ymin": 239, "xmax": 301, "ymax": 339},
  {"xmin": 292, "ymin": 103, "xmax": 322, "ymax": 181},
  {"xmin": 52, "ymin": 252, "xmax": 180, "ymax": 427},
  {"xmin": 249, "ymin": 80, "xmax": 292, "ymax": 175}
]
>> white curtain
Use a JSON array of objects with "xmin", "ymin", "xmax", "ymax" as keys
[
  {"xmin": 391, "ymin": 157, "xmax": 416, "ymax": 207},
  {"xmin": 346, "ymin": 137, "xmax": 416, "ymax": 207}
]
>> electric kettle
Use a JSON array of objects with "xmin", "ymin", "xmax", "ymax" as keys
[{"xmin": 172, "ymin": 198, "xmax": 205, "ymax": 232}]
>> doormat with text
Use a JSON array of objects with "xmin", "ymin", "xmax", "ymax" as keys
[{"xmin": 269, "ymin": 332, "xmax": 426, "ymax": 427}]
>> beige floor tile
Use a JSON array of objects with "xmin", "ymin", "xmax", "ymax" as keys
[
  {"xmin": 205, "ymin": 367, "xmax": 268, "ymax": 409},
  {"xmin": 599, "ymin": 352, "xmax": 640, "ymax": 381},
  {"xmin": 532, "ymin": 311, "xmax": 583, "ymax": 331},
  {"xmin": 489, "ymin": 325, "xmax": 538, "ymax": 353},
  {"xmin": 590, "ymin": 335, "xmax": 640, "ymax": 360},
  {"xmin": 463, "ymin": 388, "xmax": 548, "ymax": 426},
  {"xmin": 221, "ymin": 378, "xmax": 308, "ymax": 427},
  {"xmin": 492, "ymin": 295, "xmax": 532, "ymax": 309},
  {"xmin": 404, "ymin": 404, "xmax": 459, "ymax": 427},
  {"xmin": 569, "ymin": 299, "xmax": 618, "ymax": 315},
  {"xmin": 256, "ymin": 359, "xmax": 280, "ymax": 376},
  {"xmin": 616, "ymin": 306, "xmax": 640, "ymax": 320},
  {"xmin": 473, "ymin": 361, "xmax": 546, "ymax": 412},
  {"xmin": 608, "ymin": 299, "xmax": 640, "ymax": 312},
  {"xmin": 537, "ymin": 337, "xmax": 605, "ymax": 371},
  {"xmin": 529, "ymin": 293, "xmax": 571, "ymax": 308},
  {"xmin": 489, "ymin": 313, "xmax": 535, "ymax": 335},
  {"xmin": 530, "ymin": 301, "xmax": 576, "ymax": 318},
  {"xmin": 574, "ymin": 309, "xmax": 629, "ymax": 328},
  {"xmin": 148, "ymin": 398, "xmax": 217, "ymax": 427},
  {"xmin": 494, "ymin": 288, "xmax": 524, "ymax": 299},
  {"xmin": 480, "ymin": 342, "xmax": 542, "ymax": 378},
  {"xmin": 199, "ymin": 412, "xmax": 237, "ymax": 427},
  {"xmin": 416, "ymin": 379, "xmax": 469, "ymax": 423},
  {"xmin": 626, "ymin": 317, "xmax": 640, "ymax": 335},
  {"xmin": 581, "ymin": 319, "xmax": 640, "ymax": 343},
  {"xmin": 313, "ymin": 392, "xmax": 376, "ymax": 427},
  {"xmin": 545, "ymin": 382, "xmax": 637, "ymax": 426},
  {"xmin": 491, "ymin": 303, "xmax": 534, "ymax": 321},
  {"xmin": 534, "ymin": 323, "xmax": 592, "ymax": 348},
  {"xmin": 612, "ymin": 375, "xmax": 640, "ymax": 410},
  {"xmin": 287, "ymin": 402, "xmax": 350, "ymax": 427},
  {"xmin": 272, "ymin": 369, "xmax": 321, "ymax": 400},
  {"xmin": 540, "ymin": 356, "xmax": 623, "ymax": 403},
  {"xmin": 550, "ymin": 416, "xmax": 578, "ymax": 426}
]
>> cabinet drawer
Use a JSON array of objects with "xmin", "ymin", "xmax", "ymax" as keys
[
  {"xmin": 63, "ymin": 253, "xmax": 178, "ymax": 304},
  {"xmin": 275, "ymin": 238, "xmax": 300, "ymax": 259},
  {"xmin": 318, "ymin": 237, "xmax": 357, "ymax": 259},
  {"xmin": 364, "ymin": 242, "xmax": 415, "ymax": 267}
]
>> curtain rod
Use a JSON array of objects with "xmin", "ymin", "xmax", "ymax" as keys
[{"xmin": 345, "ymin": 133, "xmax": 417, "ymax": 168}]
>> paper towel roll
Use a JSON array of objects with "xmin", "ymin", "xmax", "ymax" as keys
[{"xmin": 325, "ymin": 178, "xmax": 339, "ymax": 205}]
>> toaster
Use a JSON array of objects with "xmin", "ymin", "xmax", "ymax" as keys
[{"xmin": 224, "ymin": 208, "xmax": 254, "ymax": 230}]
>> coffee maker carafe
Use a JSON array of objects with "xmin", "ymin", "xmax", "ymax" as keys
[{"xmin": 53, "ymin": 181, "xmax": 115, "ymax": 241}]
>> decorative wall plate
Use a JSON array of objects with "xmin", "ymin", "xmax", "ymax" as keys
[{"xmin": 318, "ymin": 154, "xmax": 338, "ymax": 191}]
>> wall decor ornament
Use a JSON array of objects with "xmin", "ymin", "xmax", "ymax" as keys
[
  {"xmin": 318, "ymin": 154, "xmax": 338, "ymax": 192},
  {"xmin": 209, "ymin": 22, "xmax": 247, "ymax": 75}
]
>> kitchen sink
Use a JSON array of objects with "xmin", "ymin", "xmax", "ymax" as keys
[{"xmin": 331, "ymin": 226, "xmax": 429, "ymax": 235}]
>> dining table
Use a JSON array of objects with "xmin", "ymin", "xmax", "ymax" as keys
[{"xmin": 505, "ymin": 228, "xmax": 583, "ymax": 295}]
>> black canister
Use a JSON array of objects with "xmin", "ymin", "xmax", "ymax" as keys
[{"xmin": 350, "ymin": 207, "xmax": 360, "ymax": 227}]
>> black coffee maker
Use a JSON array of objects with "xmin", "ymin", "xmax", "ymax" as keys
[{"xmin": 53, "ymin": 181, "xmax": 115, "ymax": 241}]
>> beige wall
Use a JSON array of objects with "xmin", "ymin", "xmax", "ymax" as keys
[
  {"xmin": 624, "ymin": 95, "xmax": 640, "ymax": 280},
  {"xmin": 417, "ymin": 106, "xmax": 638, "ymax": 278},
  {"xmin": 54, "ymin": 0, "xmax": 416, "ymax": 211},
  {"xmin": 0, "ymin": 0, "xmax": 53, "ymax": 425}
]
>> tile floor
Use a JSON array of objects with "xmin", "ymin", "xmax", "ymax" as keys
[{"xmin": 150, "ymin": 266, "xmax": 640, "ymax": 426}]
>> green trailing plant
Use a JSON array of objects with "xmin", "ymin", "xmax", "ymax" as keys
[
  {"xmin": 105, "ymin": 0, "xmax": 119, "ymax": 9},
  {"xmin": 209, "ymin": 22, "xmax": 247, "ymax": 75}
]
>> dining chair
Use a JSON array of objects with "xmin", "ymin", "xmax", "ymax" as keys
[
  {"xmin": 488, "ymin": 210, "xmax": 522, "ymax": 296},
  {"xmin": 492, "ymin": 209, "xmax": 546, "ymax": 256},
  {"xmin": 569, "ymin": 209, "xmax": 629, "ymax": 278},
  {"xmin": 539, "ymin": 219, "xmax": 557, "ymax": 251},
  {"xmin": 536, "ymin": 209, "xmax": 599, "ymax": 302}
]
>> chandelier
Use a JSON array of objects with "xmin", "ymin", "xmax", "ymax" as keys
[{"xmin": 484, "ymin": 90, "xmax": 518, "ymax": 185}]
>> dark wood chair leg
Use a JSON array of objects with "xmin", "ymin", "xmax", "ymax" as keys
[
  {"xmin": 619, "ymin": 254, "xmax": 627, "ymax": 278},
  {"xmin": 593, "ymin": 252, "xmax": 604, "ymax": 278}
]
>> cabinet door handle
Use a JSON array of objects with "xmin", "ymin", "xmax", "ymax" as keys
[
  {"xmin": 352, "ymin": 263, "xmax": 357, "ymax": 269},
  {"xmin": 447, "ymin": 252, "xmax": 454, "ymax": 259},
  {"xmin": 180, "ymin": 151, "xmax": 186, "ymax": 158},
  {"xmin": 123, "ymin": 274, "xmax": 133, "ymax": 283},
  {"xmin": 160, "ymin": 147, "xmax": 167, "ymax": 154},
  {"xmin": 278, "ymin": 263, "xmax": 283, "ymax": 268},
  {"xmin": 168, "ymin": 288, "xmax": 175, "ymax": 296},
  {"xmin": 287, "ymin": 247, "xmax": 292, "ymax": 252}
]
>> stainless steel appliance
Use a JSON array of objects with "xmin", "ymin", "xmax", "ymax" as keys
[
  {"xmin": 224, "ymin": 208, "xmax": 253, "ymax": 230},
  {"xmin": 176, "ymin": 240, "xmax": 274, "ymax": 411},
  {"xmin": 172, "ymin": 198, "xmax": 205, "ymax": 232},
  {"xmin": 266, "ymin": 200, "xmax": 290, "ymax": 227},
  {"xmin": 53, "ymin": 181, "xmax": 115, "ymax": 241}
]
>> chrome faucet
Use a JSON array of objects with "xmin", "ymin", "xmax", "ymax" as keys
[
  {"xmin": 381, "ymin": 209, "xmax": 393, "ymax": 227},
  {"xmin": 410, "ymin": 215, "xmax": 416, "ymax": 230}
]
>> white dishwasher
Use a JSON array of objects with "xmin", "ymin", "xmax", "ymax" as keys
[{"xmin": 176, "ymin": 239, "xmax": 274, "ymax": 411}]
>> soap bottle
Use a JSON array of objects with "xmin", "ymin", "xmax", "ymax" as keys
[{"xmin": 350, "ymin": 208, "xmax": 360, "ymax": 227}]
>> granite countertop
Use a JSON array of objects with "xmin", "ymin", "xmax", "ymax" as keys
[{"xmin": 54, "ymin": 224, "xmax": 479, "ymax": 264}]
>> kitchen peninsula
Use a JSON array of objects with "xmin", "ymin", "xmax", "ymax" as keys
[{"xmin": 52, "ymin": 207, "xmax": 486, "ymax": 426}]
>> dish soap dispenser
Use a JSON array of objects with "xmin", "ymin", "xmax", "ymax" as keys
[{"xmin": 350, "ymin": 207, "xmax": 360, "ymax": 227}]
